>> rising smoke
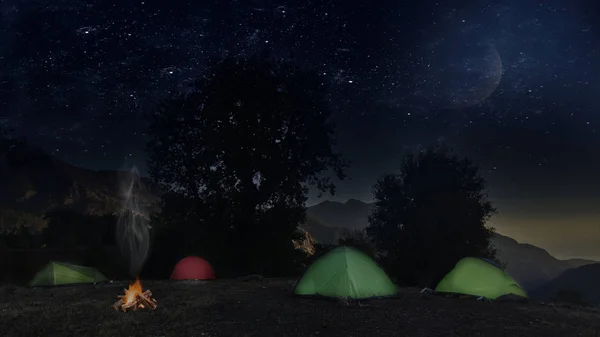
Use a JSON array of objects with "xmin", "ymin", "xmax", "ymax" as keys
[{"xmin": 116, "ymin": 166, "xmax": 151, "ymax": 277}]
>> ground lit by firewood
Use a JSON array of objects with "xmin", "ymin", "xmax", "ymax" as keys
[{"xmin": 1, "ymin": 279, "xmax": 600, "ymax": 336}]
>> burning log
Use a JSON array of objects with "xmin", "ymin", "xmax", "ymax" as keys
[
  {"xmin": 113, "ymin": 278, "xmax": 158, "ymax": 312},
  {"xmin": 137, "ymin": 290, "xmax": 158, "ymax": 310},
  {"xmin": 112, "ymin": 298, "xmax": 124, "ymax": 311}
]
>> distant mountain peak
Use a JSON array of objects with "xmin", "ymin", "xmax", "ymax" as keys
[
  {"xmin": 306, "ymin": 198, "xmax": 374, "ymax": 231},
  {"xmin": 345, "ymin": 198, "xmax": 367, "ymax": 205},
  {"xmin": 311, "ymin": 198, "xmax": 371, "ymax": 207}
]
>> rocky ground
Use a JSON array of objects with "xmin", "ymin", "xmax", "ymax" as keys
[{"xmin": 1, "ymin": 278, "xmax": 599, "ymax": 337}]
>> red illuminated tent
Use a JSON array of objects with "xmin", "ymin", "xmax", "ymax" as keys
[{"xmin": 170, "ymin": 256, "xmax": 216, "ymax": 280}]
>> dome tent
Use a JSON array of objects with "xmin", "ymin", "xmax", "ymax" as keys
[
  {"xmin": 435, "ymin": 257, "xmax": 528, "ymax": 300},
  {"xmin": 170, "ymin": 256, "xmax": 215, "ymax": 280},
  {"xmin": 29, "ymin": 261, "xmax": 108, "ymax": 287},
  {"xmin": 294, "ymin": 246, "xmax": 398, "ymax": 299}
]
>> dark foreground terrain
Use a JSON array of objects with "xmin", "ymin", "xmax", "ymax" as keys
[{"xmin": 1, "ymin": 278, "xmax": 599, "ymax": 337}]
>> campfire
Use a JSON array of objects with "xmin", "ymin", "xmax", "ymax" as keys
[{"xmin": 113, "ymin": 277, "xmax": 158, "ymax": 312}]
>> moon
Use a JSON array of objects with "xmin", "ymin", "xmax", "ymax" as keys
[
  {"xmin": 415, "ymin": 38, "xmax": 504, "ymax": 110},
  {"xmin": 445, "ymin": 44, "xmax": 503, "ymax": 109}
]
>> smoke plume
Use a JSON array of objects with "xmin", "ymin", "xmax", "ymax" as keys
[{"xmin": 116, "ymin": 166, "xmax": 151, "ymax": 277}]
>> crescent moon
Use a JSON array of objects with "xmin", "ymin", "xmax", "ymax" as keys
[{"xmin": 446, "ymin": 44, "xmax": 503, "ymax": 109}]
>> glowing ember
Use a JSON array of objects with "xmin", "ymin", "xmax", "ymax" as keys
[{"xmin": 112, "ymin": 277, "xmax": 158, "ymax": 312}]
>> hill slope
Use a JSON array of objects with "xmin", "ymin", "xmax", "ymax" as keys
[
  {"xmin": 531, "ymin": 263, "xmax": 600, "ymax": 305},
  {"xmin": 305, "ymin": 199, "xmax": 596, "ymax": 291},
  {"xmin": 0, "ymin": 141, "xmax": 159, "ymax": 232}
]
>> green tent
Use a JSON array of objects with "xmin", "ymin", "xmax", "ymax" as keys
[
  {"xmin": 435, "ymin": 257, "xmax": 527, "ymax": 300},
  {"xmin": 294, "ymin": 246, "xmax": 398, "ymax": 299},
  {"xmin": 29, "ymin": 261, "xmax": 108, "ymax": 287}
]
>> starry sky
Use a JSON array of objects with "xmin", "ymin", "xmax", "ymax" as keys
[{"xmin": 2, "ymin": 0, "xmax": 600, "ymax": 259}]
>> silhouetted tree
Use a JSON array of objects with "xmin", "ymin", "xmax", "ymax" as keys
[
  {"xmin": 366, "ymin": 146, "xmax": 498, "ymax": 287},
  {"xmin": 146, "ymin": 56, "xmax": 347, "ymax": 277},
  {"xmin": 338, "ymin": 228, "xmax": 376, "ymax": 258}
]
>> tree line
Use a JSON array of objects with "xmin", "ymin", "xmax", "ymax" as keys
[{"xmin": 1, "ymin": 55, "xmax": 498, "ymax": 288}]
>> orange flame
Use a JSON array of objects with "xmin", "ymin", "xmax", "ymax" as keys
[{"xmin": 121, "ymin": 277, "xmax": 143, "ymax": 306}]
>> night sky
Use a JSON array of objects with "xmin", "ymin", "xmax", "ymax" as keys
[{"xmin": 2, "ymin": 0, "xmax": 600, "ymax": 259}]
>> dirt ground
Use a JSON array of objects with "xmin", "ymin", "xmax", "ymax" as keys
[{"xmin": 1, "ymin": 278, "xmax": 600, "ymax": 337}]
